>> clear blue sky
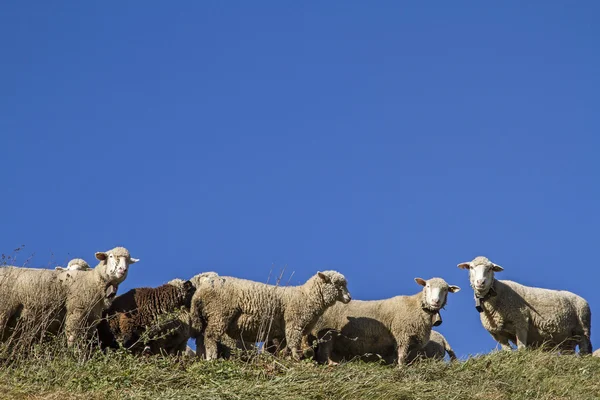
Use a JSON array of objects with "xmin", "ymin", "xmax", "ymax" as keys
[{"xmin": 1, "ymin": 2, "xmax": 599, "ymax": 359}]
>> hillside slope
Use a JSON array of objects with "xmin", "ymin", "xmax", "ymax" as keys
[{"xmin": 1, "ymin": 348, "xmax": 599, "ymax": 400}]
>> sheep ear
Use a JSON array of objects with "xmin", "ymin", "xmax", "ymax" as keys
[
  {"xmin": 184, "ymin": 280, "xmax": 194, "ymax": 291},
  {"xmin": 449, "ymin": 285, "xmax": 461, "ymax": 293},
  {"xmin": 457, "ymin": 262, "xmax": 472, "ymax": 270},
  {"xmin": 414, "ymin": 278, "xmax": 427, "ymax": 287},
  {"xmin": 130, "ymin": 258, "xmax": 140, "ymax": 264},
  {"xmin": 317, "ymin": 272, "xmax": 330, "ymax": 283},
  {"xmin": 491, "ymin": 263, "xmax": 503, "ymax": 272},
  {"xmin": 95, "ymin": 252, "xmax": 107, "ymax": 261},
  {"xmin": 55, "ymin": 266, "xmax": 66, "ymax": 271}
]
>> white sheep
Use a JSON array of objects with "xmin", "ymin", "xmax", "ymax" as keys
[
  {"xmin": 458, "ymin": 256, "xmax": 592, "ymax": 354},
  {"xmin": 406, "ymin": 330, "xmax": 457, "ymax": 362},
  {"xmin": 55, "ymin": 258, "xmax": 91, "ymax": 271},
  {"xmin": 191, "ymin": 271, "xmax": 351, "ymax": 360},
  {"xmin": 308, "ymin": 277, "xmax": 460, "ymax": 367},
  {"xmin": 0, "ymin": 246, "xmax": 139, "ymax": 346}
]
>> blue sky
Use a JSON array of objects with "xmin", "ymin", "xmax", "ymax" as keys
[{"xmin": 1, "ymin": 2, "xmax": 599, "ymax": 358}]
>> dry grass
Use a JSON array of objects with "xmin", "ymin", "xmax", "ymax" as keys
[{"xmin": 0, "ymin": 345, "xmax": 598, "ymax": 400}]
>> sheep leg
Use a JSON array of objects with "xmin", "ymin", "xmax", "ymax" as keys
[
  {"xmin": 64, "ymin": 310, "xmax": 87, "ymax": 347},
  {"xmin": 490, "ymin": 332, "xmax": 513, "ymax": 351},
  {"xmin": 204, "ymin": 318, "xmax": 227, "ymax": 360},
  {"xmin": 194, "ymin": 335, "xmax": 206, "ymax": 360},
  {"xmin": 578, "ymin": 330, "xmax": 592, "ymax": 355},
  {"xmin": 515, "ymin": 324, "xmax": 528, "ymax": 350},
  {"xmin": 0, "ymin": 307, "xmax": 16, "ymax": 341},
  {"xmin": 285, "ymin": 327, "xmax": 303, "ymax": 360},
  {"xmin": 396, "ymin": 343, "xmax": 409, "ymax": 368},
  {"xmin": 316, "ymin": 330, "xmax": 336, "ymax": 365},
  {"xmin": 579, "ymin": 338, "xmax": 592, "ymax": 355}
]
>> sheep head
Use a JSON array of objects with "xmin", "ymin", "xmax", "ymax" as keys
[
  {"xmin": 317, "ymin": 270, "xmax": 351, "ymax": 306},
  {"xmin": 414, "ymin": 277, "xmax": 460, "ymax": 312},
  {"xmin": 55, "ymin": 258, "xmax": 91, "ymax": 271},
  {"xmin": 95, "ymin": 246, "xmax": 139, "ymax": 284},
  {"xmin": 457, "ymin": 256, "xmax": 503, "ymax": 297},
  {"xmin": 168, "ymin": 278, "xmax": 196, "ymax": 308},
  {"xmin": 189, "ymin": 271, "xmax": 220, "ymax": 289}
]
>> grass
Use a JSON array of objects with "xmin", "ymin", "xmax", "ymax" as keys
[{"xmin": 0, "ymin": 347, "xmax": 599, "ymax": 400}]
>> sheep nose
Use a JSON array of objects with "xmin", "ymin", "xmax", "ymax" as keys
[{"xmin": 476, "ymin": 278, "xmax": 486, "ymax": 286}]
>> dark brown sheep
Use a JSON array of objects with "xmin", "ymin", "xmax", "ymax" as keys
[{"xmin": 98, "ymin": 279, "xmax": 195, "ymax": 355}]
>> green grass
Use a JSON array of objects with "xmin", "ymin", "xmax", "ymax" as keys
[{"xmin": 0, "ymin": 347, "xmax": 599, "ymax": 400}]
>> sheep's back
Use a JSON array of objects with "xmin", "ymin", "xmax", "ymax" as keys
[
  {"xmin": 0, "ymin": 267, "xmax": 66, "ymax": 304},
  {"xmin": 499, "ymin": 280, "xmax": 580, "ymax": 339},
  {"xmin": 197, "ymin": 277, "xmax": 286, "ymax": 341}
]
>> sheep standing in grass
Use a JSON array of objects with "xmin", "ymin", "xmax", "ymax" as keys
[
  {"xmin": 458, "ymin": 256, "xmax": 592, "ymax": 354},
  {"xmin": 406, "ymin": 330, "xmax": 457, "ymax": 362},
  {"xmin": 192, "ymin": 271, "xmax": 351, "ymax": 360},
  {"xmin": 308, "ymin": 277, "xmax": 460, "ymax": 367},
  {"xmin": 99, "ymin": 279, "xmax": 195, "ymax": 355},
  {"xmin": 0, "ymin": 247, "xmax": 139, "ymax": 346}
]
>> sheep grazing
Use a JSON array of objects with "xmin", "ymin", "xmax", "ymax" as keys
[
  {"xmin": 192, "ymin": 270, "xmax": 351, "ymax": 360},
  {"xmin": 308, "ymin": 277, "xmax": 460, "ymax": 367},
  {"xmin": 55, "ymin": 258, "xmax": 91, "ymax": 271},
  {"xmin": 457, "ymin": 256, "xmax": 592, "ymax": 354},
  {"xmin": 406, "ymin": 330, "xmax": 457, "ymax": 363},
  {"xmin": 99, "ymin": 278, "xmax": 196, "ymax": 355},
  {"xmin": 0, "ymin": 246, "xmax": 139, "ymax": 346}
]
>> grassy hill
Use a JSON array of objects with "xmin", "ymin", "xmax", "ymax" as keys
[{"xmin": 0, "ymin": 347, "xmax": 599, "ymax": 400}]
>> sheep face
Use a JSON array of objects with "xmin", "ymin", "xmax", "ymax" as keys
[
  {"xmin": 168, "ymin": 278, "xmax": 196, "ymax": 308},
  {"xmin": 95, "ymin": 247, "xmax": 139, "ymax": 283},
  {"xmin": 457, "ymin": 256, "xmax": 503, "ymax": 297},
  {"xmin": 317, "ymin": 271, "xmax": 351, "ymax": 305},
  {"xmin": 414, "ymin": 277, "xmax": 460, "ymax": 311}
]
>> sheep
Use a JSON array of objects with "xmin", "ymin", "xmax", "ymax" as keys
[
  {"xmin": 98, "ymin": 278, "xmax": 196, "ymax": 355},
  {"xmin": 308, "ymin": 277, "xmax": 460, "ymax": 367},
  {"xmin": 55, "ymin": 258, "xmax": 91, "ymax": 271},
  {"xmin": 457, "ymin": 256, "xmax": 592, "ymax": 354},
  {"xmin": 0, "ymin": 246, "xmax": 139, "ymax": 346},
  {"xmin": 192, "ymin": 270, "xmax": 351, "ymax": 360},
  {"xmin": 593, "ymin": 349, "xmax": 600, "ymax": 357},
  {"xmin": 188, "ymin": 271, "xmax": 220, "ymax": 289},
  {"xmin": 406, "ymin": 330, "xmax": 457, "ymax": 362}
]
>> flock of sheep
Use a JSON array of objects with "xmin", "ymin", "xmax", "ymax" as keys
[{"xmin": 0, "ymin": 246, "xmax": 596, "ymax": 367}]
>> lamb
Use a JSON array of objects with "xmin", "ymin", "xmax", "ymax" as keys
[
  {"xmin": 98, "ymin": 278, "xmax": 195, "ymax": 355},
  {"xmin": 192, "ymin": 270, "xmax": 351, "ymax": 360},
  {"xmin": 55, "ymin": 258, "xmax": 91, "ymax": 271},
  {"xmin": 406, "ymin": 330, "xmax": 457, "ymax": 362},
  {"xmin": 0, "ymin": 247, "xmax": 139, "ymax": 346},
  {"xmin": 307, "ymin": 277, "xmax": 460, "ymax": 367},
  {"xmin": 457, "ymin": 256, "xmax": 592, "ymax": 354}
]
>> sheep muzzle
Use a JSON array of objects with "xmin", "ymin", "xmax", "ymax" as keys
[{"xmin": 474, "ymin": 280, "xmax": 497, "ymax": 313}]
